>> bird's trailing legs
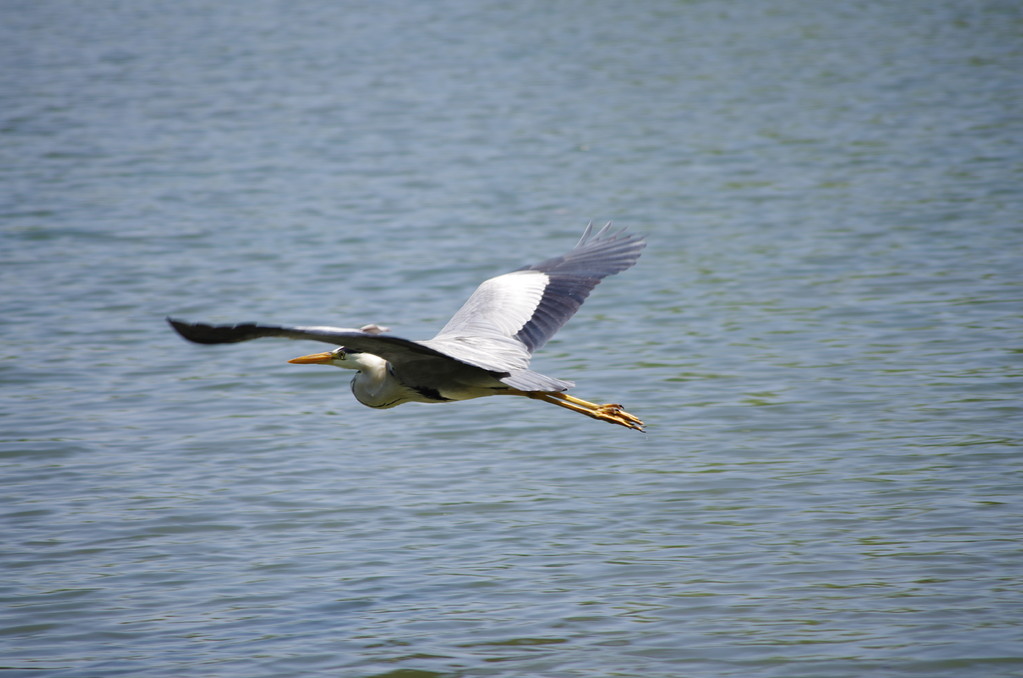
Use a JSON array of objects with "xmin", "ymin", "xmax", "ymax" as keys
[{"xmin": 517, "ymin": 390, "xmax": 645, "ymax": 431}]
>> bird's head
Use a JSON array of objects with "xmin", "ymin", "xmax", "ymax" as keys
[{"xmin": 287, "ymin": 346, "xmax": 368, "ymax": 370}]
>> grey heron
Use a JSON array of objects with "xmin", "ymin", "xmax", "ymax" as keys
[{"xmin": 168, "ymin": 223, "xmax": 646, "ymax": 431}]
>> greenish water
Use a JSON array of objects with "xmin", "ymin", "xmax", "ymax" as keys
[{"xmin": 2, "ymin": 1, "xmax": 1021, "ymax": 676}]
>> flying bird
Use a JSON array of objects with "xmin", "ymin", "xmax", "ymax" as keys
[{"xmin": 168, "ymin": 223, "xmax": 646, "ymax": 430}]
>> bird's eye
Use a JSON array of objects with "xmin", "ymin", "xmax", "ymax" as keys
[{"xmin": 333, "ymin": 348, "xmax": 347, "ymax": 359}]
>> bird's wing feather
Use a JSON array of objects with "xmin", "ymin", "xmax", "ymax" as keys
[
  {"xmin": 166, "ymin": 318, "xmax": 508, "ymax": 374},
  {"xmin": 168, "ymin": 223, "xmax": 644, "ymax": 378},
  {"xmin": 427, "ymin": 223, "xmax": 646, "ymax": 369}
]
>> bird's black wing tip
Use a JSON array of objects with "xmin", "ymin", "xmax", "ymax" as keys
[
  {"xmin": 166, "ymin": 316, "xmax": 191, "ymax": 337},
  {"xmin": 167, "ymin": 317, "xmax": 254, "ymax": 344},
  {"xmin": 167, "ymin": 317, "xmax": 210, "ymax": 344}
]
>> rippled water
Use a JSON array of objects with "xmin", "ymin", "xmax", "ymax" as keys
[{"xmin": 2, "ymin": 1, "xmax": 1022, "ymax": 676}]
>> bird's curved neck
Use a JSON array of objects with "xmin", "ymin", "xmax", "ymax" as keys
[{"xmin": 348, "ymin": 354, "xmax": 409, "ymax": 409}]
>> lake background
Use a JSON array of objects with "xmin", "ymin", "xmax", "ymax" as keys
[{"xmin": 2, "ymin": 1, "xmax": 1021, "ymax": 676}]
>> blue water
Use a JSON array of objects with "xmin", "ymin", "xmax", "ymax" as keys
[{"xmin": 2, "ymin": 1, "xmax": 1022, "ymax": 676}]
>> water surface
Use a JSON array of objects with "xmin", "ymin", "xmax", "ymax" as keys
[{"xmin": 2, "ymin": 1, "xmax": 1021, "ymax": 676}]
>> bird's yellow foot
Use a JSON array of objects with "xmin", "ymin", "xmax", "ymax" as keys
[
  {"xmin": 525, "ymin": 391, "xmax": 646, "ymax": 432},
  {"xmin": 591, "ymin": 402, "xmax": 646, "ymax": 431}
]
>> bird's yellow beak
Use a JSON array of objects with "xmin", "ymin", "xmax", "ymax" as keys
[{"xmin": 287, "ymin": 351, "xmax": 335, "ymax": 364}]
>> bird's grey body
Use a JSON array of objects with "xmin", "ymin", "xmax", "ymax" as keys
[{"xmin": 168, "ymin": 223, "xmax": 647, "ymax": 429}]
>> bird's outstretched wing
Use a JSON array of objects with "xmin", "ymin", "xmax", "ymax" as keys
[
  {"xmin": 166, "ymin": 318, "xmax": 506, "ymax": 374},
  {"xmin": 423, "ymin": 223, "xmax": 645, "ymax": 369},
  {"xmin": 169, "ymin": 224, "xmax": 644, "ymax": 377}
]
